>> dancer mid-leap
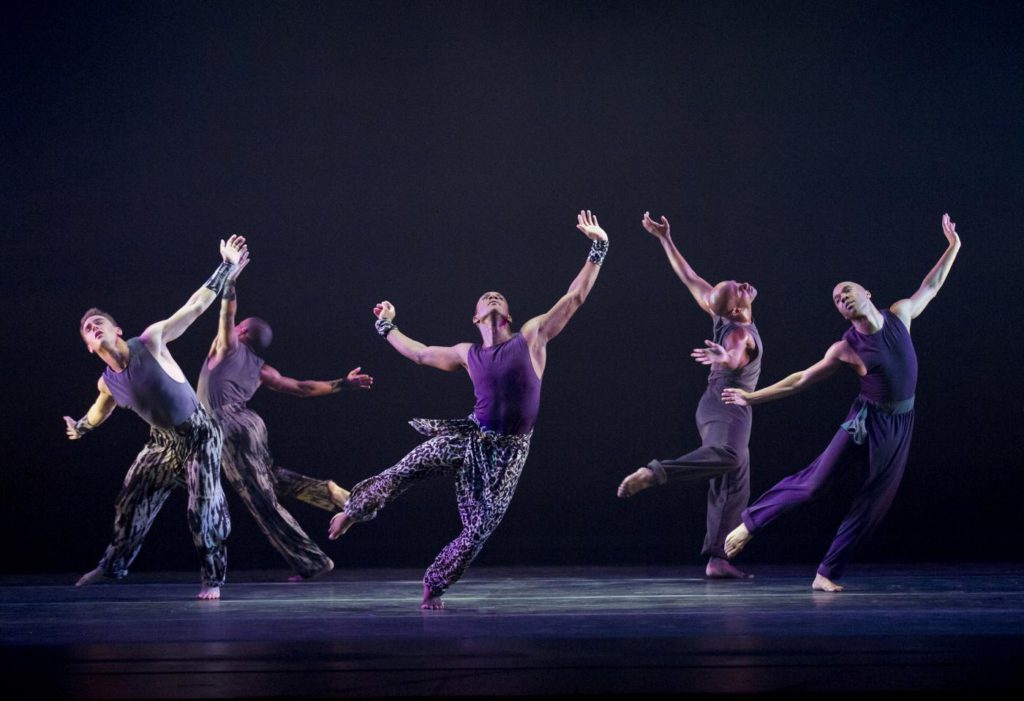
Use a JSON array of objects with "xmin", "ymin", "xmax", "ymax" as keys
[
  {"xmin": 722, "ymin": 214, "xmax": 962, "ymax": 591},
  {"xmin": 329, "ymin": 210, "xmax": 609, "ymax": 609},
  {"xmin": 65, "ymin": 235, "xmax": 248, "ymax": 600},
  {"xmin": 197, "ymin": 272, "xmax": 372, "ymax": 581},
  {"xmin": 617, "ymin": 212, "xmax": 762, "ymax": 579}
]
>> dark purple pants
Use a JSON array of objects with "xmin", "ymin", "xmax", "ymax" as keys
[
  {"xmin": 647, "ymin": 386, "xmax": 752, "ymax": 560},
  {"xmin": 741, "ymin": 400, "xmax": 914, "ymax": 580}
]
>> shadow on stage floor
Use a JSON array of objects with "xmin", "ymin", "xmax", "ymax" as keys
[{"xmin": 2, "ymin": 563, "xmax": 1022, "ymax": 697}]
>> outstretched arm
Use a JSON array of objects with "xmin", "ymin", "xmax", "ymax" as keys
[
  {"xmin": 372, "ymin": 301, "xmax": 470, "ymax": 372},
  {"xmin": 63, "ymin": 378, "xmax": 118, "ymax": 439},
  {"xmin": 722, "ymin": 342, "xmax": 848, "ymax": 406},
  {"xmin": 642, "ymin": 212, "xmax": 714, "ymax": 314},
  {"xmin": 261, "ymin": 364, "xmax": 374, "ymax": 397},
  {"xmin": 890, "ymin": 213, "xmax": 962, "ymax": 327},
  {"xmin": 142, "ymin": 236, "xmax": 248, "ymax": 347},
  {"xmin": 520, "ymin": 210, "xmax": 609, "ymax": 346}
]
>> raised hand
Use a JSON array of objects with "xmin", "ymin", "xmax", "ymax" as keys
[
  {"xmin": 576, "ymin": 210, "xmax": 608, "ymax": 242},
  {"xmin": 228, "ymin": 250, "xmax": 250, "ymax": 282},
  {"xmin": 721, "ymin": 388, "xmax": 751, "ymax": 406},
  {"xmin": 641, "ymin": 211, "xmax": 670, "ymax": 239},
  {"xmin": 63, "ymin": 415, "xmax": 83, "ymax": 440},
  {"xmin": 691, "ymin": 340, "xmax": 728, "ymax": 366},
  {"xmin": 942, "ymin": 213, "xmax": 960, "ymax": 248},
  {"xmin": 373, "ymin": 300, "xmax": 396, "ymax": 321},
  {"xmin": 342, "ymin": 366, "xmax": 373, "ymax": 390},
  {"xmin": 219, "ymin": 235, "xmax": 248, "ymax": 265}
]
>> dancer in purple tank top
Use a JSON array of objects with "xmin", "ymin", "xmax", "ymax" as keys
[
  {"xmin": 197, "ymin": 273, "xmax": 372, "ymax": 581},
  {"xmin": 722, "ymin": 214, "xmax": 962, "ymax": 591},
  {"xmin": 328, "ymin": 210, "xmax": 609, "ymax": 609},
  {"xmin": 64, "ymin": 235, "xmax": 249, "ymax": 600},
  {"xmin": 617, "ymin": 212, "xmax": 762, "ymax": 579}
]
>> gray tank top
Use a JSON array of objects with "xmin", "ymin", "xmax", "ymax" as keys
[
  {"xmin": 103, "ymin": 337, "xmax": 200, "ymax": 429},
  {"xmin": 196, "ymin": 342, "xmax": 265, "ymax": 411},
  {"xmin": 707, "ymin": 315, "xmax": 763, "ymax": 392}
]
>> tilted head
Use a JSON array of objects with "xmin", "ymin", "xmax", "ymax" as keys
[
  {"xmin": 236, "ymin": 317, "xmax": 273, "ymax": 353},
  {"xmin": 832, "ymin": 281, "xmax": 873, "ymax": 320},
  {"xmin": 79, "ymin": 308, "xmax": 122, "ymax": 354},
  {"xmin": 473, "ymin": 291, "xmax": 512, "ymax": 328},
  {"xmin": 707, "ymin": 281, "xmax": 757, "ymax": 320}
]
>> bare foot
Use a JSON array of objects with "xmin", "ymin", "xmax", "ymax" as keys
[
  {"xmin": 197, "ymin": 586, "xmax": 221, "ymax": 600},
  {"xmin": 724, "ymin": 523, "xmax": 752, "ymax": 558},
  {"xmin": 617, "ymin": 467, "xmax": 656, "ymax": 498},
  {"xmin": 328, "ymin": 511, "xmax": 355, "ymax": 540},
  {"xmin": 287, "ymin": 558, "xmax": 334, "ymax": 582},
  {"xmin": 327, "ymin": 481, "xmax": 350, "ymax": 511},
  {"xmin": 75, "ymin": 567, "xmax": 105, "ymax": 587},
  {"xmin": 706, "ymin": 557, "xmax": 754, "ymax": 579},
  {"xmin": 420, "ymin": 584, "xmax": 445, "ymax": 610},
  {"xmin": 812, "ymin": 574, "xmax": 844, "ymax": 592}
]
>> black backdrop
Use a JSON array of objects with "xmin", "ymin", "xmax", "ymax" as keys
[{"xmin": 2, "ymin": 0, "xmax": 1021, "ymax": 576}]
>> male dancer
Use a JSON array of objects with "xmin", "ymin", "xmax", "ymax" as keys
[
  {"xmin": 197, "ymin": 272, "xmax": 373, "ymax": 581},
  {"xmin": 617, "ymin": 212, "xmax": 762, "ymax": 579},
  {"xmin": 328, "ymin": 210, "xmax": 609, "ymax": 609},
  {"xmin": 64, "ymin": 235, "xmax": 248, "ymax": 600},
  {"xmin": 722, "ymin": 214, "xmax": 962, "ymax": 591}
]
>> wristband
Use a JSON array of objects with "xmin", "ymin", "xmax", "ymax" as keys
[
  {"xmin": 375, "ymin": 317, "xmax": 396, "ymax": 338},
  {"xmin": 588, "ymin": 238, "xmax": 609, "ymax": 266}
]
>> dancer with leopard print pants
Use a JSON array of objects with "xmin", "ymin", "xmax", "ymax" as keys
[
  {"xmin": 329, "ymin": 210, "xmax": 610, "ymax": 609},
  {"xmin": 64, "ymin": 235, "xmax": 248, "ymax": 600}
]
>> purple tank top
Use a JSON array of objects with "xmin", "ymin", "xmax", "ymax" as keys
[
  {"xmin": 467, "ymin": 333, "xmax": 542, "ymax": 435},
  {"xmin": 842, "ymin": 309, "xmax": 918, "ymax": 403},
  {"xmin": 197, "ymin": 342, "xmax": 265, "ymax": 411},
  {"xmin": 103, "ymin": 337, "xmax": 200, "ymax": 429}
]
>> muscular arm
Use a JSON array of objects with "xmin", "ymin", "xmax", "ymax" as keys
[
  {"xmin": 722, "ymin": 342, "xmax": 848, "ymax": 406},
  {"xmin": 143, "ymin": 236, "xmax": 248, "ymax": 348},
  {"xmin": 642, "ymin": 212, "xmax": 714, "ymax": 313},
  {"xmin": 63, "ymin": 378, "xmax": 118, "ymax": 439},
  {"xmin": 261, "ymin": 364, "xmax": 374, "ymax": 396},
  {"xmin": 215, "ymin": 279, "xmax": 240, "ymax": 353},
  {"xmin": 521, "ymin": 210, "xmax": 608, "ymax": 346},
  {"xmin": 691, "ymin": 327, "xmax": 754, "ymax": 370},
  {"xmin": 890, "ymin": 213, "xmax": 962, "ymax": 327},
  {"xmin": 373, "ymin": 301, "xmax": 469, "ymax": 371}
]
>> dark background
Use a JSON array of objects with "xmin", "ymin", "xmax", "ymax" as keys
[{"xmin": 2, "ymin": 0, "xmax": 1021, "ymax": 577}]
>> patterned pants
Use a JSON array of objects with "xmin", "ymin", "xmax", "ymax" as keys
[
  {"xmin": 345, "ymin": 417, "xmax": 532, "ymax": 597},
  {"xmin": 215, "ymin": 403, "xmax": 335, "ymax": 578},
  {"xmin": 97, "ymin": 408, "xmax": 231, "ymax": 587}
]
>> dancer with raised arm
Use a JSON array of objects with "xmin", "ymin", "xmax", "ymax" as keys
[
  {"xmin": 328, "ymin": 210, "xmax": 609, "ymax": 609},
  {"xmin": 197, "ymin": 272, "xmax": 372, "ymax": 581},
  {"xmin": 722, "ymin": 214, "xmax": 962, "ymax": 591},
  {"xmin": 65, "ymin": 235, "xmax": 248, "ymax": 600},
  {"xmin": 617, "ymin": 212, "xmax": 762, "ymax": 579}
]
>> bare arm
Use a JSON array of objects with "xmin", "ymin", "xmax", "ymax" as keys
[
  {"xmin": 142, "ymin": 236, "xmax": 248, "ymax": 348},
  {"xmin": 890, "ymin": 213, "xmax": 962, "ymax": 327},
  {"xmin": 63, "ymin": 378, "xmax": 118, "ymax": 439},
  {"xmin": 373, "ymin": 301, "xmax": 470, "ymax": 372},
  {"xmin": 260, "ymin": 364, "xmax": 374, "ymax": 397},
  {"xmin": 213, "ymin": 259, "xmax": 250, "ymax": 353},
  {"xmin": 722, "ymin": 342, "xmax": 849, "ymax": 406},
  {"xmin": 691, "ymin": 327, "xmax": 754, "ymax": 371},
  {"xmin": 521, "ymin": 210, "xmax": 609, "ymax": 346},
  {"xmin": 642, "ymin": 212, "xmax": 714, "ymax": 314}
]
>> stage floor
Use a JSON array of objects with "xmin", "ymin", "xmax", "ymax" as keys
[{"xmin": 2, "ymin": 563, "xmax": 1022, "ymax": 697}]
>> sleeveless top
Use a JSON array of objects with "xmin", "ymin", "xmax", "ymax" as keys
[
  {"xmin": 842, "ymin": 309, "xmax": 917, "ymax": 404},
  {"xmin": 466, "ymin": 333, "xmax": 542, "ymax": 435},
  {"xmin": 103, "ymin": 337, "xmax": 200, "ymax": 429},
  {"xmin": 196, "ymin": 342, "xmax": 265, "ymax": 411},
  {"xmin": 707, "ymin": 315, "xmax": 763, "ymax": 392}
]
